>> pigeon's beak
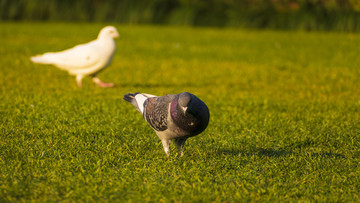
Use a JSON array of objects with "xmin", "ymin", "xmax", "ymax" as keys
[
  {"xmin": 114, "ymin": 32, "xmax": 120, "ymax": 38},
  {"xmin": 182, "ymin": 106, "xmax": 188, "ymax": 113}
]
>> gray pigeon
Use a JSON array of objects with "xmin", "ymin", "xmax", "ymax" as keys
[{"xmin": 123, "ymin": 92, "xmax": 210, "ymax": 156}]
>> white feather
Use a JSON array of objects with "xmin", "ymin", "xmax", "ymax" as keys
[
  {"xmin": 134, "ymin": 94, "xmax": 148, "ymax": 114},
  {"xmin": 135, "ymin": 93, "xmax": 157, "ymax": 114},
  {"xmin": 142, "ymin": 93, "xmax": 157, "ymax": 98}
]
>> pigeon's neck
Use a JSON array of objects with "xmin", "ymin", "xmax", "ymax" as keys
[{"xmin": 170, "ymin": 99, "xmax": 179, "ymax": 120}]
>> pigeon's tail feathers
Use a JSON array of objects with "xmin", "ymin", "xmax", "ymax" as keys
[
  {"xmin": 30, "ymin": 53, "xmax": 56, "ymax": 65},
  {"xmin": 123, "ymin": 93, "xmax": 136, "ymax": 103},
  {"xmin": 124, "ymin": 93, "xmax": 142, "ymax": 113},
  {"xmin": 124, "ymin": 93, "xmax": 157, "ymax": 114}
]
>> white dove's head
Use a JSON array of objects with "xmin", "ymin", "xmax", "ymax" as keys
[{"xmin": 98, "ymin": 26, "xmax": 120, "ymax": 39}]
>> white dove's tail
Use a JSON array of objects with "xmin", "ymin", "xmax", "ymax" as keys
[{"xmin": 30, "ymin": 53, "xmax": 56, "ymax": 64}]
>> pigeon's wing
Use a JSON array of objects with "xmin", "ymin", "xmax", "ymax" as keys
[
  {"xmin": 144, "ymin": 94, "xmax": 176, "ymax": 131},
  {"xmin": 31, "ymin": 40, "xmax": 102, "ymax": 71}
]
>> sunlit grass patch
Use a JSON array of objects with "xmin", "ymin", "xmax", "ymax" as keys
[{"xmin": 0, "ymin": 22, "xmax": 359, "ymax": 202}]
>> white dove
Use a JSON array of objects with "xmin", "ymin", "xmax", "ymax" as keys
[{"xmin": 30, "ymin": 26, "xmax": 119, "ymax": 87}]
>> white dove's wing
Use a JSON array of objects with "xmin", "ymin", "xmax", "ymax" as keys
[
  {"xmin": 33, "ymin": 40, "xmax": 102, "ymax": 70},
  {"xmin": 30, "ymin": 37, "xmax": 117, "ymax": 76}
]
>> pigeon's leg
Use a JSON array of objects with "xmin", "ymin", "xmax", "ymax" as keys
[
  {"xmin": 76, "ymin": 75, "xmax": 84, "ymax": 87},
  {"xmin": 92, "ymin": 76, "xmax": 114, "ymax": 88},
  {"xmin": 161, "ymin": 139, "xmax": 171, "ymax": 156},
  {"xmin": 174, "ymin": 138, "xmax": 188, "ymax": 157}
]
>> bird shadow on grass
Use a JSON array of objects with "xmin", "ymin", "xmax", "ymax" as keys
[
  {"xmin": 219, "ymin": 147, "xmax": 291, "ymax": 158},
  {"xmin": 218, "ymin": 146, "xmax": 346, "ymax": 159}
]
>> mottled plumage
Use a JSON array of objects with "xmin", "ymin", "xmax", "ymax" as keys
[
  {"xmin": 123, "ymin": 92, "xmax": 210, "ymax": 156},
  {"xmin": 30, "ymin": 26, "xmax": 119, "ymax": 87}
]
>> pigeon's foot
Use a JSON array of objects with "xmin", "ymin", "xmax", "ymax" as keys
[
  {"xmin": 93, "ymin": 77, "xmax": 114, "ymax": 88},
  {"xmin": 161, "ymin": 139, "xmax": 171, "ymax": 156},
  {"xmin": 174, "ymin": 137, "xmax": 187, "ymax": 157}
]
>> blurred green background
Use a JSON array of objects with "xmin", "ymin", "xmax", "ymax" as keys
[{"xmin": 2, "ymin": 0, "xmax": 360, "ymax": 31}]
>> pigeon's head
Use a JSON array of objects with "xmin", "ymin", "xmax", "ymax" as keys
[
  {"xmin": 98, "ymin": 26, "xmax": 120, "ymax": 39},
  {"xmin": 171, "ymin": 92, "xmax": 210, "ymax": 135}
]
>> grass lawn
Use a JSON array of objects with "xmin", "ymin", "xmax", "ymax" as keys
[{"xmin": 1, "ymin": 22, "xmax": 359, "ymax": 202}]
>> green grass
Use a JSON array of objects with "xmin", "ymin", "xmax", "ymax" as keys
[{"xmin": 1, "ymin": 22, "xmax": 359, "ymax": 202}]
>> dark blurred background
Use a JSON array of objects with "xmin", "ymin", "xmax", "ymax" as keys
[{"xmin": 2, "ymin": 0, "xmax": 360, "ymax": 31}]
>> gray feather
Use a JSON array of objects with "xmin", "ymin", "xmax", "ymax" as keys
[{"xmin": 144, "ymin": 94, "xmax": 176, "ymax": 131}]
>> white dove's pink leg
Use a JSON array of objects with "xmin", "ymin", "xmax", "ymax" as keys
[
  {"xmin": 76, "ymin": 75, "xmax": 84, "ymax": 87},
  {"xmin": 161, "ymin": 139, "xmax": 171, "ymax": 156},
  {"xmin": 92, "ymin": 76, "xmax": 114, "ymax": 88}
]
